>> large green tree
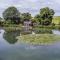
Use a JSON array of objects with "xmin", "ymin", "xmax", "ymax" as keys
[
  {"xmin": 3, "ymin": 6, "xmax": 20, "ymax": 24},
  {"xmin": 40, "ymin": 7, "xmax": 55, "ymax": 25}
]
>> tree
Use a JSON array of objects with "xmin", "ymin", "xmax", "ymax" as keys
[
  {"xmin": 0, "ymin": 17, "xmax": 2, "ymax": 20},
  {"xmin": 0, "ymin": 17, "xmax": 4, "ymax": 26},
  {"xmin": 3, "ymin": 6, "xmax": 20, "ymax": 24},
  {"xmin": 21, "ymin": 12, "xmax": 32, "ymax": 23},
  {"xmin": 40, "ymin": 7, "xmax": 55, "ymax": 25},
  {"xmin": 34, "ymin": 14, "xmax": 41, "ymax": 24}
]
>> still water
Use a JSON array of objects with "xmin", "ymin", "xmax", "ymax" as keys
[{"xmin": 0, "ymin": 29, "xmax": 60, "ymax": 60}]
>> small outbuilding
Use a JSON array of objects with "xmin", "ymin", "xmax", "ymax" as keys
[{"xmin": 23, "ymin": 20, "xmax": 32, "ymax": 32}]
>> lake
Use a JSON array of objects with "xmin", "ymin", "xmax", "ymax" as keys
[{"xmin": 0, "ymin": 29, "xmax": 60, "ymax": 60}]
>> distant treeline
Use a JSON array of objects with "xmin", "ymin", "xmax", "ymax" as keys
[{"xmin": 0, "ymin": 6, "xmax": 55, "ymax": 26}]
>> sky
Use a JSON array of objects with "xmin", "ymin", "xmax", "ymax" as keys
[{"xmin": 0, "ymin": 0, "xmax": 60, "ymax": 17}]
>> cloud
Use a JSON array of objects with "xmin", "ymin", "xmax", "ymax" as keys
[{"xmin": 0, "ymin": 0, "xmax": 60, "ymax": 17}]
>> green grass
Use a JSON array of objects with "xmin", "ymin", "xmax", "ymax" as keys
[
  {"xmin": 52, "ymin": 16, "xmax": 60, "ymax": 24},
  {"xmin": 16, "ymin": 34, "xmax": 60, "ymax": 45}
]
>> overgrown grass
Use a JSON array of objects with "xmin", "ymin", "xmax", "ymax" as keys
[{"xmin": 17, "ymin": 34, "xmax": 60, "ymax": 45}]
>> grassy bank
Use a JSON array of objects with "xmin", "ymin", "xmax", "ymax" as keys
[{"xmin": 16, "ymin": 34, "xmax": 60, "ymax": 45}]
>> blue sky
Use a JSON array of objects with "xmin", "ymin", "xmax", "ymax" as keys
[{"xmin": 0, "ymin": 0, "xmax": 60, "ymax": 17}]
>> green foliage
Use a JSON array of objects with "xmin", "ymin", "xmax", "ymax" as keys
[
  {"xmin": 34, "ymin": 7, "xmax": 55, "ymax": 25},
  {"xmin": 40, "ymin": 7, "xmax": 55, "ymax": 25},
  {"xmin": 34, "ymin": 14, "xmax": 41, "ymax": 23},
  {"xmin": 1, "ymin": 6, "xmax": 55, "ymax": 26},
  {"xmin": 21, "ymin": 12, "xmax": 32, "ymax": 23},
  {"xmin": 3, "ymin": 6, "xmax": 20, "ymax": 24}
]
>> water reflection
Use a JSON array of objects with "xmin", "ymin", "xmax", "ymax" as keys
[
  {"xmin": 3, "ymin": 28, "xmax": 53, "ymax": 44},
  {"xmin": 4, "ymin": 30, "xmax": 20, "ymax": 44},
  {"xmin": 33, "ymin": 28, "xmax": 52, "ymax": 34},
  {"xmin": 0, "ymin": 29, "xmax": 60, "ymax": 60},
  {"xmin": 4, "ymin": 28, "xmax": 60, "ymax": 45}
]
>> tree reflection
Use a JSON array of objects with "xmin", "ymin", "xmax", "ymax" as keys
[
  {"xmin": 33, "ymin": 28, "xmax": 53, "ymax": 34},
  {"xmin": 4, "ymin": 30, "xmax": 20, "ymax": 44}
]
